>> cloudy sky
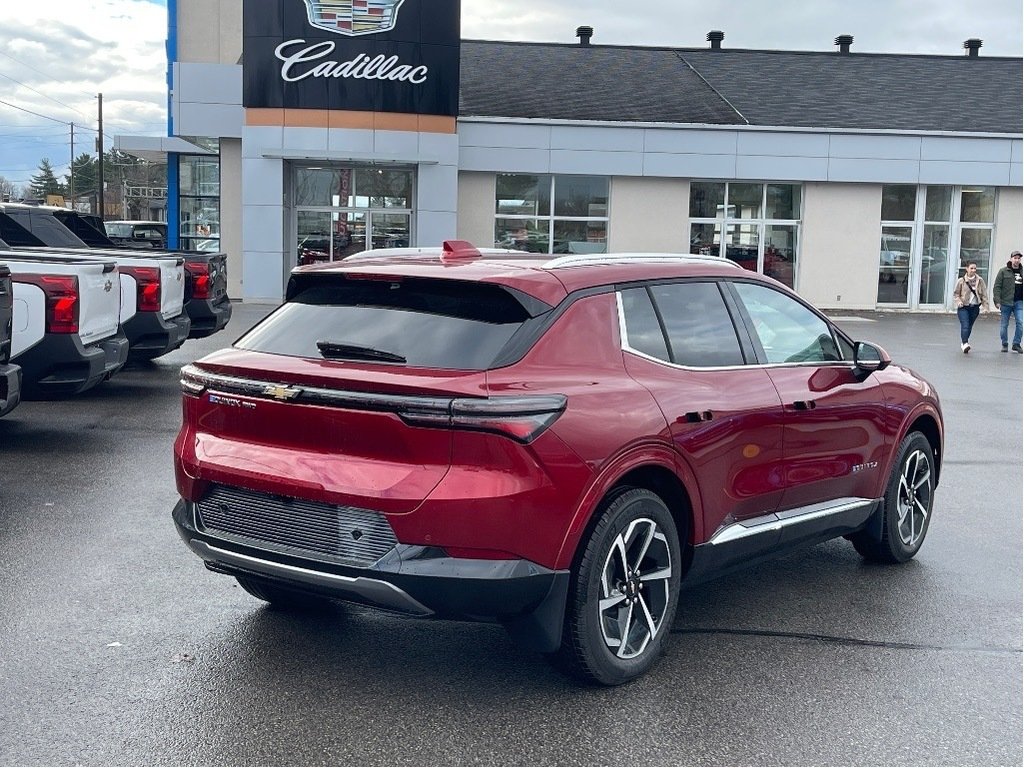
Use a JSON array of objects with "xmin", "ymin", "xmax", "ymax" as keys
[{"xmin": 0, "ymin": 0, "xmax": 1021, "ymax": 191}]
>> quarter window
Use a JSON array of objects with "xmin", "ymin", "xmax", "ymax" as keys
[
  {"xmin": 495, "ymin": 174, "xmax": 609, "ymax": 255},
  {"xmin": 689, "ymin": 181, "xmax": 802, "ymax": 289},
  {"xmin": 733, "ymin": 282, "xmax": 841, "ymax": 364}
]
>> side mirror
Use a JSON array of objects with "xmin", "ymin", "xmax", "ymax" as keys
[{"xmin": 853, "ymin": 341, "xmax": 891, "ymax": 374}]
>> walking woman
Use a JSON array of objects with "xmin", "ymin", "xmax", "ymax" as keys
[{"xmin": 953, "ymin": 261, "xmax": 989, "ymax": 353}]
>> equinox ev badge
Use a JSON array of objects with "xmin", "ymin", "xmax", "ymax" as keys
[
  {"xmin": 301, "ymin": 0, "xmax": 406, "ymax": 36},
  {"xmin": 263, "ymin": 384, "xmax": 303, "ymax": 401}
]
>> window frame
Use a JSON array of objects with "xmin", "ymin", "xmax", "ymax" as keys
[
  {"xmin": 877, "ymin": 184, "xmax": 997, "ymax": 309},
  {"xmin": 495, "ymin": 174, "xmax": 610, "ymax": 255},
  {"xmin": 616, "ymin": 278, "xmax": 756, "ymax": 370},
  {"xmin": 688, "ymin": 181, "xmax": 803, "ymax": 289}
]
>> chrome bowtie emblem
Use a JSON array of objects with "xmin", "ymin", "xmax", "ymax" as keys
[
  {"xmin": 103, "ymin": 279, "xmax": 113, "ymax": 292},
  {"xmin": 263, "ymin": 384, "xmax": 303, "ymax": 401}
]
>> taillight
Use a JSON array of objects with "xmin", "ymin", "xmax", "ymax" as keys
[
  {"xmin": 18, "ymin": 275, "xmax": 79, "ymax": 334},
  {"xmin": 180, "ymin": 364, "xmax": 208, "ymax": 397},
  {"xmin": 124, "ymin": 266, "xmax": 161, "ymax": 311},
  {"xmin": 185, "ymin": 262, "xmax": 210, "ymax": 299},
  {"xmin": 400, "ymin": 394, "xmax": 567, "ymax": 444}
]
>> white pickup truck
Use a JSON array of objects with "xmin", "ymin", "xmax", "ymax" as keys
[
  {"xmin": 0, "ymin": 262, "xmax": 22, "ymax": 415},
  {"xmin": 0, "ymin": 247, "xmax": 128, "ymax": 396},
  {"xmin": 0, "ymin": 208, "xmax": 190, "ymax": 361}
]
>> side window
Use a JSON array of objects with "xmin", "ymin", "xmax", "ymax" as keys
[
  {"xmin": 620, "ymin": 287, "xmax": 670, "ymax": 361},
  {"xmin": 732, "ymin": 282, "xmax": 841, "ymax": 364},
  {"xmin": 648, "ymin": 282, "xmax": 745, "ymax": 367}
]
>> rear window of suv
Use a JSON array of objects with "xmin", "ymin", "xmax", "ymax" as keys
[{"xmin": 236, "ymin": 277, "xmax": 535, "ymax": 370}]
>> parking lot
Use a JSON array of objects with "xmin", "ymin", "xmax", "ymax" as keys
[{"xmin": 0, "ymin": 303, "xmax": 1020, "ymax": 766}]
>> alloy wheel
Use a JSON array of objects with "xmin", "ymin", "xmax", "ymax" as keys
[
  {"xmin": 896, "ymin": 448, "xmax": 932, "ymax": 547},
  {"xmin": 598, "ymin": 517, "xmax": 673, "ymax": 659}
]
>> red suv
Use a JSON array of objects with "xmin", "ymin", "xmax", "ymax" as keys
[{"xmin": 172, "ymin": 242, "xmax": 943, "ymax": 685}]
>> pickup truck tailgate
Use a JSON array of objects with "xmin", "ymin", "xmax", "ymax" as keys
[
  {"xmin": 78, "ymin": 262, "xmax": 122, "ymax": 345},
  {"xmin": 159, "ymin": 258, "xmax": 186, "ymax": 320}
]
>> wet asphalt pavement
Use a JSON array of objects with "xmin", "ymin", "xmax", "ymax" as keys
[{"xmin": 0, "ymin": 304, "xmax": 1020, "ymax": 766}]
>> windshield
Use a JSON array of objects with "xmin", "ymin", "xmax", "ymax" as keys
[{"xmin": 105, "ymin": 223, "xmax": 133, "ymax": 238}]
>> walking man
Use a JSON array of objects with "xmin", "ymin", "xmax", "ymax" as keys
[
  {"xmin": 993, "ymin": 250, "xmax": 1023, "ymax": 353},
  {"xmin": 952, "ymin": 261, "xmax": 988, "ymax": 353}
]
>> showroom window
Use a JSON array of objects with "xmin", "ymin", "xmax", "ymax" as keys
[
  {"xmin": 877, "ymin": 185, "xmax": 995, "ymax": 308},
  {"xmin": 689, "ymin": 181, "xmax": 802, "ymax": 289},
  {"xmin": 495, "ymin": 174, "xmax": 608, "ymax": 255},
  {"xmin": 179, "ymin": 152, "xmax": 220, "ymax": 252},
  {"xmin": 293, "ymin": 166, "xmax": 414, "ymax": 264}
]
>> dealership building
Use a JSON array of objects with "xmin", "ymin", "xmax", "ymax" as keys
[{"xmin": 117, "ymin": 0, "xmax": 1023, "ymax": 310}]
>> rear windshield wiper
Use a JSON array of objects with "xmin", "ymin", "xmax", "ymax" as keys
[{"xmin": 315, "ymin": 340, "xmax": 407, "ymax": 364}]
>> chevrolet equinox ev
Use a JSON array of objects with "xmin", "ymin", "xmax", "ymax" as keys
[{"xmin": 172, "ymin": 242, "xmax": 943, "ymax": 685}]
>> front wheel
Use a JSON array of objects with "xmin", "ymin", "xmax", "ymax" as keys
[
  {"xmin": 549, "ymin": 488, "xmax": 681, "ymax": 686},
  {"xmin": 851, "ymin": 431, "xmax": 935, "ymax": 563}
]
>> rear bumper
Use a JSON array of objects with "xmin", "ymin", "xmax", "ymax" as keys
[
  {"xmin": 172, "ymin": 498, "xmax": 569, "ymax": 651},
  {"xmin": 185, "ymin": 296, "xmax": 232, "ymax": 339},
  {"xmin": 14, "ymin": 331, "xmax": 129, "ymax": 396},
  {"xmin": 0, "ymin": 363, "xmax": 22, "ymax": 416},
  {"xmin": 123, "ymin": 311, "xmax": 191, "ymax": 360}
]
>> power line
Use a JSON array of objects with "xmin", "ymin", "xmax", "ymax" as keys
[
  {"xmin": 0, "ymin": 50, "xmax": 94, "ymax": 99},
  {"xmin": 0, "ymin": 98, "xmax": 69, "ymax": 126},
  {"xmin": 0, "ymin": 70, "xmax": 90, "ymax": 120}
]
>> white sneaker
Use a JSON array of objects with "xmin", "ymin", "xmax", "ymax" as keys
[{"xmin": 962, "ymin": 342, "xmax": 971, "ymax": 354}]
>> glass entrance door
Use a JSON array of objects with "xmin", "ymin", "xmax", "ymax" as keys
[{"xmin": 292, "ymin": 165, "xmax": 414, "ymax": 266}]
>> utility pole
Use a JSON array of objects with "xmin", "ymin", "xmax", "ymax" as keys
[
  {"xmin": 69, "ymin": 122, "xmax": 74, "ymax": 206},
  {"xmin": 97, "ymin": 92, "xmax": 104, "ymax": 218}
]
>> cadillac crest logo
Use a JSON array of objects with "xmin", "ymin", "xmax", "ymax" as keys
[{"xmin": 301, "ymin": 0, "xmax": 407, "ymax": 36}]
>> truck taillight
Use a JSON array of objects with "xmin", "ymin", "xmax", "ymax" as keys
[
  {"xmin": 185, "ymin": 262, "xmax": 210, "ymax": 299},
  {"xmin": 124, "ymin": 266, "xmax": 161, "ymax": 311},
  {"xmin": 18, "ymin": 275, "xmax": 79, "ymax": 334}
]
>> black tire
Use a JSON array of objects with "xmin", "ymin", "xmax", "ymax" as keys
[
  {"xmin": 850, "ymin": 431, "xmax": 935, "ymax": 563},
  {"xmin": 548, "ymin": 488, "xmax": 681, "ymax": 686},
  {"xmin": 236, "ymin": 575, "xmax": 335, "ymax": 612}
]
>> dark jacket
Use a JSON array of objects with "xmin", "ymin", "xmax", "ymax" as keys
[{"xmin": 993, "ymin": 260, "xmax": 1023, "ymax": 305}]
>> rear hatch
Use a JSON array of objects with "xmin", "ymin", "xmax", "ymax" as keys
[
  {"xmin": 181, "ymin": 273, "xmax": 551, "ymax": 513},
  {"xmin": 0, "ymin": 264, "xmax": 12, "ymax": 364}
]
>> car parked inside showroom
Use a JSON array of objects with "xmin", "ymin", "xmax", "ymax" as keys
[{"xmin": 172, "ymin": 242, "xmax": 943, "ymax": 685}]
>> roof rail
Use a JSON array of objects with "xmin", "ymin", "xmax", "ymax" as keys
[
  {"xmin": 542, "ymin": 253, "xmax": 741, "ymax": 269},
  {"xmin": 335, "ymin": 246, "xmax": 530, "ymax": 263}
]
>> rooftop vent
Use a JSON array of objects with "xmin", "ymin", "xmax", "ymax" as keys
[
  {"xmin": 834, "ymin": 34, "xmax": 854, "ymax": 53},
  {"xmin": 707, "ymin": 30, "xmax": 725, "ymax": 49},
  {"xmin": 576, "ymin": 26, "xmax": 594, "ymax": 46},
  {"xmin": 963, "ymin": 38, "xmax": 983, "ymax": 56}
]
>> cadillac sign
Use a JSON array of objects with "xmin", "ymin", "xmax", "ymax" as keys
[{"xmin": 243, "ymin": 0, "xmax": 461, "ymax": 115}]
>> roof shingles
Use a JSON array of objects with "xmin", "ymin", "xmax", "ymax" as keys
[{"xmin": 459, "ymin": 41, "xmax": 1023, "ymax": 134}]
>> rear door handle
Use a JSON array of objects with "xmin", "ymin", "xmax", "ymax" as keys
[
  {"xmin": 791, "ymin": 400, "xmax": 817, "ymax": 411},
  {"xmin": 682, "ymin": 410, "xmax": 714, "ymax": 423}
]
